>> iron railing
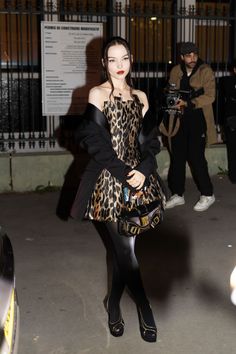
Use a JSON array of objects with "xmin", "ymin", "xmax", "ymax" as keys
[{"xmin": 0, "ymin": 0, "xmax": 236, "ymax": 152}]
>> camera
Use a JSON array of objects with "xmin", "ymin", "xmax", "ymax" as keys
[
  {"xmin": 161, "ymin": 83, "xmax": 192, "ymax": 115},
  {"xmin": 165, "ymin": 83, "xmax": 181, "ymax": 108}
]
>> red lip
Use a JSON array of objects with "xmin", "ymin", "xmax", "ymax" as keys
[{"xmin": 117, "ymin": 70, "xmax": 125, "ymax": 75}]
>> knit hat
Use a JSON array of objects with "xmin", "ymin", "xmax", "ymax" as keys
[{"xmin": 180, "ymin": 42, "xmax": 199, "ymax": 55}]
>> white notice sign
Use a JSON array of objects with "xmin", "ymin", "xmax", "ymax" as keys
[{"xmin": 41, "ymin": 21, "xmax": 103, "ymax": 115}]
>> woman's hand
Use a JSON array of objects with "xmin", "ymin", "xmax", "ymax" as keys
[{"xmin": 127, "ymin": 170, "xmax": 145, "ymax": 190}]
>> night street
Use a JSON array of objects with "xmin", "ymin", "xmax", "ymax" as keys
[{"xmin": 1, "ymin": 175, "xmax": 236, "ymax": 354}]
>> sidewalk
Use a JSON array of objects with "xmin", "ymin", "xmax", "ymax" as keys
[{"xmin": 1, "ymin": 175, "xmax": 236, "ymax": 354}]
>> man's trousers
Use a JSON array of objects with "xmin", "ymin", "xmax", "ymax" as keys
[{"xmin": 167, "ymin": 109, "xmax": 213, "ymax": 196}]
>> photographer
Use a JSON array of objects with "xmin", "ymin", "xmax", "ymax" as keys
[{"xmin": 165, "ymin": 42, "xmax": 217, "ymax": 211}]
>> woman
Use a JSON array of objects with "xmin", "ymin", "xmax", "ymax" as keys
[{"xmin": 71, "ymin": 37, "xmax": 165, "ymax": 342}]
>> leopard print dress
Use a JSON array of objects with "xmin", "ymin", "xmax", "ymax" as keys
[{"xmin": 84, "ymin": 95, "xmax": 164, "ymax": 222}]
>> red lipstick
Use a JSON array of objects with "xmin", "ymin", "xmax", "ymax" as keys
[{"xmin": 117, "ymin": 70, "xmax": 125, "ymax": 75}]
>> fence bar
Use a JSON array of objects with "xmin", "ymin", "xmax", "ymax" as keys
[{"xmin": 0, "ymin": 0, "xmax": 235, "ymax": 152}]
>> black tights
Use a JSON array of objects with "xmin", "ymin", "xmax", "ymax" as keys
[{"xmin": 93, "ymin": 221, "xmax": 151, "ymax": 318}]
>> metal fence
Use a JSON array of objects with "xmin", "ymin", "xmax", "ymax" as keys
[{"xmin": 0, "ymin": 0, "xmax": 236, "ymax": 152}]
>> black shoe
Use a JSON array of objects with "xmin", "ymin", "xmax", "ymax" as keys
[
  {"xmin": 137, "ymin": 305, "xmax": 157, "ymax": 343},
  {"xmin": 104, "ymin": 297, "xmax": 124, "ymax": 337}
]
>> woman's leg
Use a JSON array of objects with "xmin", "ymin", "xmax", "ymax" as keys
[
  {"xmin": 105, "ymin": 221, "xmax": 156, "ymax": 341},
  {"xmin": 92, "ymin": 221, "xmax": 125, "ymax": 321},
  {"xmin": 104, "ymin": 250, "xmax": 125, "ymax": 324},
  {"xmin": 106, "ymin": 221, "xmax": 148, "ymax": 305}
]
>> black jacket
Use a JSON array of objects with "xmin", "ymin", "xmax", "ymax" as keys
[
  {"xmin": 219, "ymin": 75, "xmax": 236, "ymax": 122},
  {"xmin": 70, "ymin": 103, "xmax": 161, "ymax": 220}
]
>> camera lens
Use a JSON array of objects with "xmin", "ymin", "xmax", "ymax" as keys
[{"xmin": 168, "ymin": 98, "xmax": 175, "ymax": 106}]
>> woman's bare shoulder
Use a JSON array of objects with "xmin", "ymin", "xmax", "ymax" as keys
[
  {"xmin": 88, "ymin": 84, "xmax": 110, "ymax": 110},
  {"xmin": 133, "ymin": 89, "xmax": 149, "ymax": 113},
  {"xmin": 133, "ymin": 89, "xmax": 148, "ymax": 103}
]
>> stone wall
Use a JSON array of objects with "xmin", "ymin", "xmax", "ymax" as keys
[{"xmin": 0, "ymin": 145, "xmax": 228, "ymax": 193}]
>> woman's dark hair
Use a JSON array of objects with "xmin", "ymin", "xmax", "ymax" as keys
[{"xmin": 102, "ymin": 36, "xmax": 134, "ymax": 99}]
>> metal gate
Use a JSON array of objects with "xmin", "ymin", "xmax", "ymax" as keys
[{"xmin": 0, "ymin": 0, "xmax": 236, "ymax": 152}]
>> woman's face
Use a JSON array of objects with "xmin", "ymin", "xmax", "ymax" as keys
[{"xmin": 106, "ymin": 44, "xmax": 131, "ymax": 80}]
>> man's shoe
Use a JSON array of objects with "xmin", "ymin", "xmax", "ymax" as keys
[
  {"xmin": 165, "ymin": 194, "xmax": 185, "ymax": 209},
  {"xmin": 193, "ymin": 195, "xmax": 215, "ymax": 212}
]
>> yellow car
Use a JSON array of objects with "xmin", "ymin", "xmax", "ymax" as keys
[{"xmin": 0, "ymin": 227, "xmax": 19, "ymax": 354}]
